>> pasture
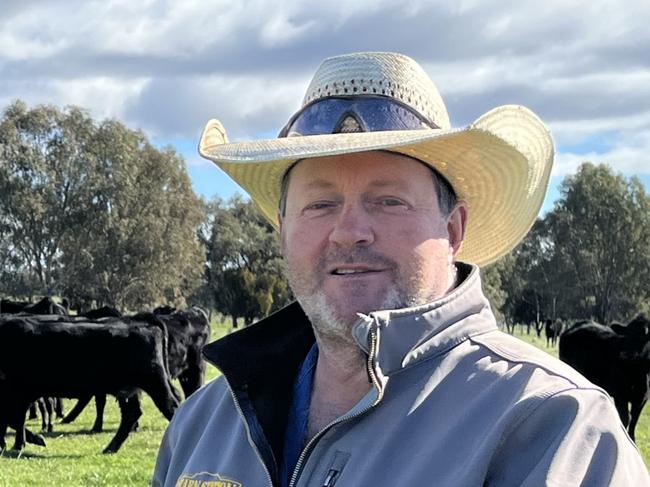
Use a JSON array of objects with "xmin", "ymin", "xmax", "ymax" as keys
[{"xmin": 1, "ymin": 324, "xmax": 648, "ymax": 486}]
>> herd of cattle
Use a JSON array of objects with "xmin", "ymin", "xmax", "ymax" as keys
[
  {"xmin": 0, "ymin": 297, "xmax": 210, "ymax": 454},
  {"xmin": 1, "ymin": 296, "xmax": 649, "ymax": 456}
]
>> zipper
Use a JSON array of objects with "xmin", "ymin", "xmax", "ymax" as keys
[
  {"xmin": 224, "ymin": 377, "xmax": 274, "ymax": 487},
  {"xmin": 288, "ymin": 326, "xmax": 382, "ymax": 487}
]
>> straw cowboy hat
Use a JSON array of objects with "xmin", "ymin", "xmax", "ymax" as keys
[{"xmin": 199, "ymin": 52, "xmax": 554, "ymax": 266}]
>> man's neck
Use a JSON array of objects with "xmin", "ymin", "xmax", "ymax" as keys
[
  {"xmin": 307, "ymin": 335, "xmax": 371, "ymax": 440},
  {"xmin": 304, "ymin": 265, "xmax": 460, "ymax": 439}
]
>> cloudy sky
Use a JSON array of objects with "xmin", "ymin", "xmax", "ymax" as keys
[{"xmin": 2, "ymin": 0, "xmax": 648, "ymax": 211}]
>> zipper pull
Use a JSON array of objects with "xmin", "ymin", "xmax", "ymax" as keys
[{"xmin": 321, "ymin": 468, "xmax": 339, "ymax": 487}]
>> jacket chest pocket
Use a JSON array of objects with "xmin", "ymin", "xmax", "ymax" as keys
[{"xmin": 319, "ymin": 450, "xmax": 350, "ymax": 487}]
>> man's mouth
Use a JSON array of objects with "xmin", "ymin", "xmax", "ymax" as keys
[{"xmin": 330, "ymin": 267, "xmax": 383, "ymax": 275}]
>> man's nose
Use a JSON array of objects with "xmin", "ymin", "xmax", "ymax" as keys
[{"xmin": 329, "ymin": 202, "xmax": 375, "ymax": 247}]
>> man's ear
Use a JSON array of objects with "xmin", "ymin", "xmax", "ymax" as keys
[{"xmin": 447, "ymin": 201, "xmax": 468, "ymax": 258}]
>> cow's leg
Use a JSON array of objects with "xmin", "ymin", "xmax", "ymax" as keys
[
  {"xmin": 37, "ymin": 398, "xmax": 47, "ymax": 431},
  {"xmin": 131, "ymin": 391, "xmax": 141, "ymax": 432},
  {"xmin": 61, "ymin": 395, "xmax": 92, "ymax": 424},
  {"xmin": 44, "ymin": 398, "xmax": 54, "ymax": 432},
  {"xmin": 92, "ymin": 394, "xmax": 107, "ymax": 433},
  {"xmin": 102, "ymin": 394, "xmax": 142, "ymax": 454},
  {"xmin": 11, "ymin": 403, "xmax": 29, "ymax": 451},
  {"xmin": 24, "ymin": 427, "xmax": 46, "ymax": 447},
  {"xmin": 54, "ymin": 398, "xmax": 65, "ymax": 419},
  {"xmin": 627, "ymin": 398, "xmax": 647, "ymax": 443},
  {"xmin": 144, "ymin": 372, "xmax": 181, "ymax": 421},
  {"xmin": 28, "ymin": 402, "xmax": 38, "ymax": 420},
  {"xmin": 36, "ymin": 397, "xmax": 54, "ymax": 432}
]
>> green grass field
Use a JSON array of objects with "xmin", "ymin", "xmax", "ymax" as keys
[{"xmin": 1, "ymin": 324, "xmax": 648, "ymax": 485}]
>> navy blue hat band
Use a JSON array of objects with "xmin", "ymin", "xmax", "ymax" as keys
[{"xmin": 278, "ymin": 95, "xmax": 439, "ymax": 138}]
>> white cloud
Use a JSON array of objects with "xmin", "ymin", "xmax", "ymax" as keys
[
  {"xmin": 259, "ymin": 14, "xmax": 316, "ymax": 48},
  {"xmin": 555, "ymin": 127, "xmax": 650, "ymax": 177}
]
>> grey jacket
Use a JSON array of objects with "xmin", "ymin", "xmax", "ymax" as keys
[{"xmin": 153, "ymin": 264, "xmax": 649, "ymax": 486}]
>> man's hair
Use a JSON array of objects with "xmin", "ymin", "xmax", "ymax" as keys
[{"xmin": 278, "ymin": 156, "xmax": 458, "ymax": 218}]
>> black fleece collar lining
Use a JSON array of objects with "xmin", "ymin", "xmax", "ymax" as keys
[
  {"xmin": 202, "ymin": 302, "xmax": 315, "ymax": 382},
  {"xmin": 202, "ymin": 302, "xmax": 315, "ymax": 484}
]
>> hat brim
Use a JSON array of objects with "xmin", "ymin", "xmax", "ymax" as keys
[{"xmin": 199, "ymin": 104, "xmax": 554, "ymax": 266}]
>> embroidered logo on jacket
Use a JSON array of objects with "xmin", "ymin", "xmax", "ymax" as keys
[{"xmin": 175, "ymin": 472, "xmax": 243, "ymax": 487}]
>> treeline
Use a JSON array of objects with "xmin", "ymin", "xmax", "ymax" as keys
[
  {"xmin": 482, "ymin": 163, "xmax": 650, "ymax": 327},
  {"xmin": 1, "ymin": 101, "xmax": 649, "ymax": 327}
]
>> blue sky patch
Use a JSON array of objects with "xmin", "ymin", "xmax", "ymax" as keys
[{"xmin": 557, "ymin": 131, "xmax": 617, "ymax": 155}]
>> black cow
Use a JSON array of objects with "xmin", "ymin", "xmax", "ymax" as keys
[
  {"xmin": 156, "ymin": 307, "xmax": 211, "ymax": 397},
  {"xmin": 62, "ymin": 307, "xmax": 210, "ymax": 433},
  {"xmin": 559, "ymin": 315, "xmax": 650, "ymax": 441},
  {"xmin": 0, "ymin": 301, "xmax": 58, "ymax": 445},
  {"xmin": 0, "ymin": 313, "xmax": 180, "ymax": 453},
  {"xmin": 81, "ymin": 306, "xmax": 122, "ymax": 320},
  {"xmin": 153, "ymin": 305, "xmax": 177, "ymax": 315},
  {"xmin": 545, "ymin": 318, "xmax": 564, "ymax": 347},
  {"xmin": 0, "ymin": 299, "xmax": 31, "ymax": 314},
  {"xmin": 1, "ymin": 298, "xmax": 68, "ymax": 429},
  {"xmin": 0, "ymin": 297, "xmax": 68, "ymax": 316}
]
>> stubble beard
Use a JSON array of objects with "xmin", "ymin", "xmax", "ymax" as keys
[{"xmin": 285, "ymin": 248, "xmax": 438, "ymax": 347}]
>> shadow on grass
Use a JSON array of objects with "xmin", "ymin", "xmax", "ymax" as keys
[
  {"xmin": 6, "ymin": 427, "xmax": 118, "ymax": 440},
  {"xmin": 42, "ymin": 427, "xmax": 118, "ymax": 438},
  {"xmin": 0, "ymin": 449, "xmax": 84, "ymax": 460}
]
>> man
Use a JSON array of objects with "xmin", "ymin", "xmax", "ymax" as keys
[{"xmin": 154, "ymin": 52, "xmax": 649, "ymax": 486}]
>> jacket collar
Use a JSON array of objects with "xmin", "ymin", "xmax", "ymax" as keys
[{"xmin": 350, "ymin": 262, "xmax": 497, "ymax": 380}]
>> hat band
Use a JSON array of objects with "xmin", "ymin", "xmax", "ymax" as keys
[{"xmin": 278, "ymin": 96, "xmax": 439, "ymax": 138}]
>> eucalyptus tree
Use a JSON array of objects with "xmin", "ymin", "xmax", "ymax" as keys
[
  {"xmin": 546, "ymin": 163, "xmax": 650, "ymax": 323},
  {"xmin": 0, "ymin": 101, "xmax": 97, "ymax": 294},
  {"xmin": 0, "ymin": 101, "xmax": 204, "ymax": 310},
  {"xmin": 204, "ymin": 196, "xmax": 291, "ymax": 327},
  {"xmin": 58, "ymin": 120, "xmax": 204, "ymax": 310}
]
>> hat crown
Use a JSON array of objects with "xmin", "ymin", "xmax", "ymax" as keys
[{"xmin": 302, "ymin": 52, "xmax": 450, "ymax": 130}]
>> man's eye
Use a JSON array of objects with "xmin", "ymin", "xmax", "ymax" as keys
[
  {"xmin": 375, "ymin": 197, "xmax": 410, "ymax": 208},
  {"xmin": 372, "ymin": 197, "xmax": 411, "ymax": 214},
  {"xmin": 380, "ymin": 198, "xmax": 406, "ymax": 206},
  {"xmin": 304, "ymin": 201, "xmax": 336, "ymax": 212}
]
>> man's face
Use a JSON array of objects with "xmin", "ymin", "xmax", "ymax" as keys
[{"xmin": 279, "ymin": 151, "xmax": 466, "ymax": 342}]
